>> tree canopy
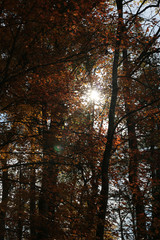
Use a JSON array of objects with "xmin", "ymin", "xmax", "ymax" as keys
[{"xmin": 0, "ymin": 0, "xmax": 160, "ymax": 239}]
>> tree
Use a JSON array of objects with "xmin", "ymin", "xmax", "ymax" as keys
[{"xmin": 0, "ymin": 0, "xmax": 160, "ymax": 239}]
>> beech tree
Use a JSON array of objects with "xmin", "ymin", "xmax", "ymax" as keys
[{"xmin": 0, "ymin": 0, "xmax": 160, "ymax": 240}]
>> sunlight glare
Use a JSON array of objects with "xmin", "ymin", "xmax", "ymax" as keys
[{"xmin": 88, "ymin": 89, "xmax": 100, "ymax": 102}]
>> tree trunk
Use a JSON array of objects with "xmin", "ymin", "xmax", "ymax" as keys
[
  {"xmin": 37, "ymin": 103, "xmax": 58, "ymax": 239},
  {"xmin": 96, "ymin": 1, "xmax": 123, "ymax": 239},
  {"xmin": 30, "ymin": 168, "xmax": 36, "ymax": 240},
  {"xmin": 0, "ymin": 162, "xmax": 10, "ymax": 240},
  {"xmin": 123, "ymin": 49, "xmax": 147, "ymax": 240},
  {"xmin": 149, "ymin": 142, "xmax": 160, "ymax": 239}
]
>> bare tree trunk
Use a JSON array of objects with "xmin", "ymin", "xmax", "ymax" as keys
[
  {"xmin": 37, "ymin": 104, "xmax": 51, "ymax": 240},
  {"xmin": 30, "ymin": 168, "xmax": 36, "ymax": 240},
  {"xmin": 0, "ymin": 160, "xmax": 10, "ymax": 240},
  {"xmin": 38, "ymin": 163, "xmax": 57, "ymax": 240},
  {"xmin": 117, "ymin": 190, "xmax": 125, "ymax": 240},
  {"xmin": 123, "ymin": 49, "xmax": 147, "ymax": 240},
  {"xmin": 96, "ymin": 1, "xmax": 123, "ymax": 239},
  {"xmin": 37, "ymin": 103, "xmax": 58, "ymax": 240},
  {"xmin": 149, "ymin": 141, "xmax": 160, "ymax": 240}
]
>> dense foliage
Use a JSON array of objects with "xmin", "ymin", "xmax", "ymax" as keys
[{"xmin": 0, "ymin": 0, "xmax": 160, "ymax": 239}]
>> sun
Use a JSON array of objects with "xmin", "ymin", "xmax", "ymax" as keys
[
  {"xmin": 88, "ymin": 89, "xmax": 100, "ymax": 102},
  {"xmin": 81, "ymin": 87, "xmax": 101, "ymax": 106}
]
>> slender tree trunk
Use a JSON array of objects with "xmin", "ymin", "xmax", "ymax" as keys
[
  {"xmin": 96, "ymin": 1, "xmax": 123, "ymax": 239},
  {"xmin": 118, "ymin": 203, "xmax": 125, "ymax": 240},
  {"xmin": 38, "ymin": 162, "xmax": 57, "ymax": 240},
  {"xmin": 149, "ymin": 141, "xmax": 160, "ymax": 240},
  {"xmin": 37, "ymin": 103, "xmax": 58, "ymax": 240},
  {"xmin": 87, "ymin": 146, "xmax": 99, "ymax": 236},
  {"xmin": 123, "ymin": 49, "xmax": 147, "ymax": 240},
  {"xmin": 0, "ymin": 160, "xmax": 10, "ymax": 240},
  {"xmin": 127, "ymin": 118, "xmax": 147, "ymax": 240},
  {"xmin": 37, "ymin": 104, "xmax": 50, "ymax": 240},
  {"xmin": 18, "ymin": 164, "xmax": 23, "ymax": 240},
  {"xmin": 30, "ymin": 168, "xmax": 36, "ymax": 240}
]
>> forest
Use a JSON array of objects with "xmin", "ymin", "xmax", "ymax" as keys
[{"xmin": 0, "ymin": 0, "xmax": 160, "ymax": 239}]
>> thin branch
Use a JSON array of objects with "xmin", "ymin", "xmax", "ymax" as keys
[
  {"xmin": 114, "ymin": 98, "xmax": 160, "ymax": 130},
  {"xmin": 138, "ymin": 1, "xmax": 160, "ymax": 15}
]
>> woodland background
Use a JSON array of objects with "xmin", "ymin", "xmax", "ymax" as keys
[{"xmin": 0, "ymin": 0, "xmax": 160, "ymax": 239}]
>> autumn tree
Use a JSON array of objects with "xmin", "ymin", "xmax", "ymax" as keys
[
  {"xmin": 96, "ymin": 0, "xmax": 160, "ymax": 239},
  {"xmin": 0, "ymin": 0, "xmax": 160, "ymax": 240},
  {"xmin": 0, "ymin": 0, "xmax": 108, "ymax": 239}
]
